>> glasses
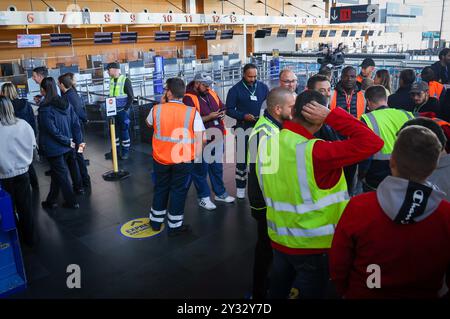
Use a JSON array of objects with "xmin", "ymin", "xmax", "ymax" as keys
[{"xmin": 281, "ymin": 79, "xmax": 298, "ymax": 84}]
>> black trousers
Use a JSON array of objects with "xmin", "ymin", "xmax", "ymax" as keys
[
  {"xmin": 66, "ymin": 149, "xmax": 90, "ymax": 190},
  {"xmin": 251, "ymin": 208, "xmax": 273, "ymax": 299},
  {"xmin": 47, "ymin": 152, "xmax": 77, "ymax": 205},
  {"xmin": 28, "ymin": 163, "xmax": 39, "ymax": 188},
  {"xmin": 1, "ymin": 172, "xmax": 34, "ymax": 246}
]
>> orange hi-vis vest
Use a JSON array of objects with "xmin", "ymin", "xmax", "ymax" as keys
[
  {"xmin": 152, "ymin": 101, "xmax": 197, "ymax": 165},
  {"xmin": 330, "ymin": 90, "xmax": 366, "ymax": 119},
  {"xmin": 184, "ymin": 89, "xmax": 220, "ymax": 112},
  {"xmin": 184, "ymin": 89, "xmax": 227, "ymax": 134},
  {"xmin": 428, "ymin": 81, "xmax": 444, "ymax": 99},
  {"xmin": 356, "ymin": 75, "xmax": 364, "ymax": 83}
]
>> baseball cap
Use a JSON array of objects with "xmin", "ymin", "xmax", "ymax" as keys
[
  {"xmin": 106, "ymin": 62, "xmax": 120, "ymax": 70},
  {"xmin": 360, "ymin": 58, "xmax": 375, "ymax": 68},
  {"xmin": 193, "ymin": 72, "xmax": 213, "ymax": 86},
  {"xmin": 410, "ymin": 81, "xmax": 429, "ymax": 94}
]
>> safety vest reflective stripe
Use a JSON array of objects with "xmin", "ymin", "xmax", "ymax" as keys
[
  {"xmin": 330, "ymin": 91, "xmax": 366, "ymax": 119},
  {"xmin": 429, "ymin": 81, "xmax": 444, "ymax": 99},
  {"xmin": 153, "ymin": 104, "xmax": 195, "ymax": 144},
  {"xmin": 362, "ymin": 109, "xmax": 414, "ymax": 161},
  {"xmin": 152, "ymin": 102, "xmax": 197, "ymax": 165},
  {"xmin": 264, "ymin": 190, "xmax": 348, "ymax": 215},
  {"xmin": 267, "ymin": 220, "xmax": 336, "ymax": 238}
]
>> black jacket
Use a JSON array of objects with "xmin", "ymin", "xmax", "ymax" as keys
[
  {"xmin": 388, "ymin": 85, "xmax": 415, "ymax": 111},
  {"xmin": 430, "ymin": 61, "xmax": 449, "ymax": 84},
  {"xmin": 38, "ymin": 96, "xmax": 82, "ymax": 157},
  {"xmin": 12, "ymin": 98, "xmax": 36, "ymax": 133},
  {"xmin": 62, "ymin": 88, "xmax": 87, "ymax": 123},
  {"xmin": 412, "ymin": 97, "xmax": 441, "ymax": 114}
]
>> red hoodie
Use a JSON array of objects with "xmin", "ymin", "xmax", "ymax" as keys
[{"xmin": 329, "ymin": 176, "xmax": 450, "ymax": 299}]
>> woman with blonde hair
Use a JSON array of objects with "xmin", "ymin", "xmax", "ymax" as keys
[
  {"xmin": 1, "ymin": 82, "xmax": 39, "ymax": 189},
  {"xmin": 0, "ymin": 96, "xmax": 36, "ymax": 246}
]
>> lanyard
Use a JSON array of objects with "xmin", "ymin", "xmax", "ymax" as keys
[
  {"xmin": 242, "ymin": 81, "xmax": 257, "ymax": 96},
  {"xmin": 343, "ymin": 90, "xmax": 354, "ymax": 113}
]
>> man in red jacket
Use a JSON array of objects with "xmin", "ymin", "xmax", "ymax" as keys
[{"xmin": 330, "ymin": 125, "xmax": 450, "ymax": 299}]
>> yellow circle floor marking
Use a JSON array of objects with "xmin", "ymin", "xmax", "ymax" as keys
[{"xmin": 120, "ymin": 217, "xmax": 164, "ymax": 239}]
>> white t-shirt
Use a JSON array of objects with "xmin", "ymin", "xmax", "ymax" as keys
[{"xmin": 145, "ymin": 103, "xmax": 205, "ymax": 132}]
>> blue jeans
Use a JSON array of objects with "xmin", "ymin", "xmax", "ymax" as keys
[
  {"xmin": 268, "ymin": 249, "xmax": 330, "ymax": 299},
  {"xmin": 191, "ymin": 142, "xmax": 226, "ymax": 198},
  {"xmin": 150, "ymin": 161, "xmax": 194, "ymax": 229}
]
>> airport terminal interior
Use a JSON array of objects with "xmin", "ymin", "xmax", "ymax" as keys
[{"xmin": 0, "ymin": 0, "xmax": 450, "ymax": 300}]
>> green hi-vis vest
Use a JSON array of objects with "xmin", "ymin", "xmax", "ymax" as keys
[
  {"xmin": 109, "ymin": 74, "xmax": 127, "ymax": 97},
  {"xmin": 361, "ymin": 108, "xmax": 414, "ymax": 161},
  {"xmin": 247, "ymin": 115, "xmax": 280, "ymax": 164},
  {"xmin": 256, "ymin": 129, "xmax": 349, "ymax": 249}
]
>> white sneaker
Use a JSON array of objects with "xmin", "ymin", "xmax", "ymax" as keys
[
  {"xmin": 236, "ymin": 188, "xmax": 246, "ymax": 199},
  {"xmin": 214, "ymin": 194, "xmax": 236, "ymax": 203},
  {"xmin": 198, "ymin": 197, "xmax": 217, "ymax": 210}
]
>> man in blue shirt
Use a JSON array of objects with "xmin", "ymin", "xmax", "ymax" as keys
[{"xmin": 226, "ymin": 63, "xmax": 269, "ymax": 199}]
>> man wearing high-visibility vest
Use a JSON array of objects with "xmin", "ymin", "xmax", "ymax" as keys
[
  {"xmin": 183, "ymin": 73, "xmax": 235, "ymax": 211},
  {"xmin": 356, "ymin": 58, "xmax": 375, "ymax": 85},
  {"xmin": 359, "ymin": 85, "xmax": 415, "ymax": 192},
  {"xmin": 256, "ymin": 90, "xmax": 383, "ymax": 299},
  {"xmin": 247, "ymin": 87, "xmax": 296, "ymax": 299},
  {"xmin": 330, "ymin": 66, "xmax": 366, "ymax": 119},
  {"xmin": 329, "ymin": 66, "xmax": 367, "ymax": 196},
  {"xmin": 421, "ymin": 66, "xmax": 445, "ymax": 101},
  {"xmin": 145, "ymin": 78, "xmax": 205, "ymax": 237},
  {"xmin": 105, "ymin": 62, "xmax": 134, "ymax": 160}
]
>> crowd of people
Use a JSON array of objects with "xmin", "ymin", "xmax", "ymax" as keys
[{"xmin": 0, "ymin": 49, "xmax": 450, "ymax": 298}]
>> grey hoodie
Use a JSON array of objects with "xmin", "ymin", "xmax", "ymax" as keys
[
  {"xmin": 0, "ymin": 119, "xmax": 36, "ymax": 179},
  {"xmin": 429, "ymin": 154, "xmax": 450, "ymax": 201},
  {"xmin": 377, "ymin": 176, "xmax": 446, "ymax": 224}
]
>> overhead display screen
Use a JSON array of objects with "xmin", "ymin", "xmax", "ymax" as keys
[
  {"xmin": 204, "ymin": 30, "xmax": 217, "ymax": 40},
  {"xmin": 220, "ymin": 30, "xmax": 234, "ymax": 39},
  {"xmin": 94, "ymin": 32, "xmax": 113, "ymax": 44},
  {"xmin": 50, "ymin": 33, "xmax": 72, "ymax": 46},
  {"xmin": 175, "ymin": 30, "xmax": 190, "ymax": 41},
  {"xmin": 17, "ymin": 34, "xmax": 41, "ymax": 48},
  {"xmin": 155, "ymin": 31, "xmax": 171, "ymax": 41},
  {"xmin": 120, "ymin": 32, "xmax": 138, "ymax": 43}
]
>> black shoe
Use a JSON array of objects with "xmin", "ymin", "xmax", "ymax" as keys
[
  {"xmin": 151, "ymin": 224, "xmax": 161, "ymax": 232},
  {"xmin": 104, "ymin": 152, "xmax": 112, "ymax": 160},
  {"xmin": 62, "ymin": 202, "xmax": 80, "ymax": 209},
  {"xmin": 41, "ymin": 201, "xmax": 57, "ymax": 210},
  {"xmin": 120, "ymin": 153, "xmax": 129, "ymax": 160},
  {"xmin": 45, "ymin": 170, "xmax": 52, "ymax": 176},
  {"xmin": 168, "ymin": 224, "xmax": 191, "ymax": 237}
]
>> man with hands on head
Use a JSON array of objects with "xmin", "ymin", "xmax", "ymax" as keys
[{"xmin": 256, "ymin": 90, "xmax": 383, "ymax": 299}]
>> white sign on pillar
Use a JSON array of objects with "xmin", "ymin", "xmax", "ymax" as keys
[{"xmin": 106, "ymin": 97, "xmax": 117, "ymax": 117}]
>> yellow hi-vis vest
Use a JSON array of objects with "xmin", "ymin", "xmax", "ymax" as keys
[
  {"xmin": 109, "ymin": 74, "xmax": 128, "ymax": 109},
  {"xmin": 256, "ymin": 129, "xmax": 349, "ymax": 249},
  {"xmin": 361, "ymin": 108, "xmax": 414, "ymax": 160}
]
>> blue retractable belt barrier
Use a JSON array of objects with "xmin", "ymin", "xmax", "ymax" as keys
[{"xmin": 0, "ymin": 186, "xmax": 27, "ymax": 297}]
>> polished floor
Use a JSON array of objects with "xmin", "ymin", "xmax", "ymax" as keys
[{"xmin": 13, "ymin": 126, "xmax": 257, "ymax": 299}]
